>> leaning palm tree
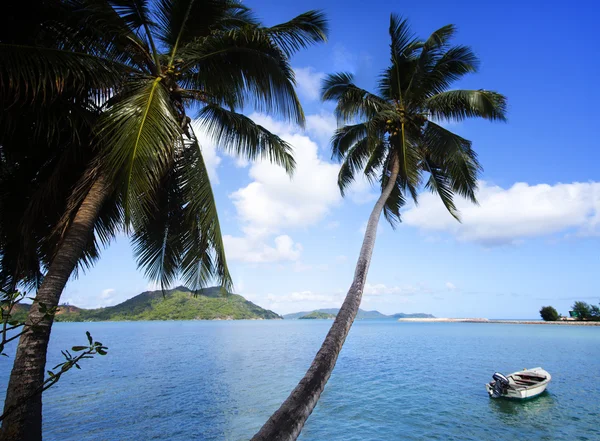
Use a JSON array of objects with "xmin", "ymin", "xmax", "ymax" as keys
[
  {"xmin": 0, "ymin": 1, "xmax": 327, "ymax": 439},
  {"xmin": 252, "ymin": 15, "xmax": 506, "ymax": 440}
]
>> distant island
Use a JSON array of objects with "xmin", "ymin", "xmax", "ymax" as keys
[
  {"xmin": 284, "ymin": 308, "xmax": 434, "ymax": 320},
  {"xmin": 12, "ymin": 287, "xmax": 281, "ymax": 322},
  {"xmin": 299, "ymin": 311, "xmax": 336, "ymax": 319}
]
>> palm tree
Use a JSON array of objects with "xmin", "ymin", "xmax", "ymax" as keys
[
  {"xmin": 251, "ymin": 15, "xmax": 506, "ymax": 440},
  {"xmin": 0, "ymin": 1, "xmax": 327, "ymax": 439}
]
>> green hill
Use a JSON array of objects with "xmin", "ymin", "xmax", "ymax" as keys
[
  {"xmin": 283, "ymin": 308, "xmax": 434, "ymax": 320},
  {"xmin": 12, "ymin": 287, "xmax": 281, "ymax": 322},
  {"xmin": 298, "ymin": 311, "xmax": 336, "ymax": 319},
  {"xmin": 390, "ymin": 313, "xmax": 435, "ymax": 319}
]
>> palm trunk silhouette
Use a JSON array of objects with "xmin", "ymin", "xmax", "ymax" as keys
[
  {"xmin": 0, "ymin": 176, "xmax": 110, "ymax": 441},
  {"xmin": 251, "ymin": 158, "xmax": 400, "ymax": 441}
]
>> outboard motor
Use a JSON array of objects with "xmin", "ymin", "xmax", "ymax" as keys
[{"xmin": 491, "ymin": 372, "xmax": 510, "ymax": 398}]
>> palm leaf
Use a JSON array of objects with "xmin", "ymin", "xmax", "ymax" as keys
[
  {"xmin": 179, "ymin": 27, "xmax": 304, "ymax": 125},
  {"xmin": 422, "ymin": 121, "xmax": 480, "ymax": 203},
  {"xmin": 423, "ymin": 158, "xmax": 459, "ymax": 220},
  {"xmin": 337, "ymin": 137, "xmax": 375, "ymax": 195},
  {"xmin": 180, "ymin": 130, "xmax": 232, "ymax": 291},
  {"xmin": 425, "ymin": 89, "xmax": 507, "ymax": 122},
  {"xmin": 131, "ymin": 161, "xmax": 185, "ymax": 291},
  {"xmin": 0, "ymin": 44, "xmax": 131, "ymax": 104},
  {"xmin": 321, "ymin": 73, "xmax": 391, "ymax": 122},
  {"xmin": 96, "ymin": 77, "xmax": 182, "ymax": 225},
  {"xmin": 264, "ymin": 10, "xmax": 328, "ymax": 56},
  {"xmin": 198, "ymin": 104, "xmax": 295, "ymax": 174}
]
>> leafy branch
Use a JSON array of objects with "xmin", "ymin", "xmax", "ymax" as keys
[
  {"xmin": 41, "ymin": 331, "xmax": 108, "ymax": 394},
  {"xmin": 0, "ymin": 290, "xmax": 108, "ymax": 420},
  {"xmin": 0, "ymin": 289, "xmax": 58, "ymax": 357}
]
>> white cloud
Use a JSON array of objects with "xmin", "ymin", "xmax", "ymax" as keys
[
  {"xmin": 224, "ymin": 113, "xmax": 342, "ymax": 263},
  {"xmin": 363, "ymin": 283, "xmax": 425, "ymax": 297},
  {"xmin": 267, "ymin": 290, "xmax": 343, "ymax": 306},
  {"xmin": 446, "ymin": 282, "xmax": 457, "ymax": 291},
  {"xmin": 305, "ymin": 111, "xmax": 336, "ymax": 148},
  {"xmin": 64, "ymin": 288, "xmax": 121, "ymax": 309},
  {"xmin": 294, "ymin": 67, "xmax": 325, "ymax": 101},
  {"xmin": 100, "ymin": 288, "xmax": 115, "ymax": 299},
  {"xmin": 225, "ymin": 112, "xmax": 382, "ymax": 263},
  {"xmin": 403, "ymin": 181, "xmax": 600, "ymax": 246},
  {"xmin": 224, "ymin": 231, "xmax": 302, "ymax": 263}
]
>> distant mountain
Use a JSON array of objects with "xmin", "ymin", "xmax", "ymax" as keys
[
  {"xmin": 283, "ymin": 308, "xmax": 433, "ymax": 320},
  {"xmin": 391, "ymin": 312, "xmax": 435, "ymax": 319},
  {"xmin": 299, "ymin": 311, "xmax": 336, "ymax": 319},
  {"xmin": 12, "ymin": 287, "xmax": 281, "ymax": 322}
]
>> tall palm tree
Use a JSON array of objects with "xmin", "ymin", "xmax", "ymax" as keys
[
  {"xmin": 252, "ymin": 15, "xmax": 506, "ymax": 441},
  {"xmin": 0, "ymin": 1, "xmax": 327, "ymax": 439}
]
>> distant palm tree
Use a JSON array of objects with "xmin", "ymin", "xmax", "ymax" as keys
[
  {"xmin": 0, "ymin": 1, "xmax": 327, "ymax": 439},
  {"xmin": 252, "ymin": 15, "xmax": 506, "ymax": 440}
]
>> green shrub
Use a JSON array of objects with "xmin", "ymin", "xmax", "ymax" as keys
[{"xmin": 539, "ymin": 306, "xmax": 559, "ymax": 321}]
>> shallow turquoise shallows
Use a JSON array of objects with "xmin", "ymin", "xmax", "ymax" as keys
[{"xmin": 1, "ymin": 320, "xmax": 599, "ymax": 440}]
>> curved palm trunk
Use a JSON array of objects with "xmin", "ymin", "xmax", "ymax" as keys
[
  {"xmin": 0, "ymin": 175, "xmax": 110, "ymax": 441},
  {"xmin": 251, "ymin": 159, "xmax": 400, "ymax": 441}
]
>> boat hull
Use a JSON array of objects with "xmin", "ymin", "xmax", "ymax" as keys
[{"xmin": 486, "ymin": 367, "xmax": 551, "ymax": 399}]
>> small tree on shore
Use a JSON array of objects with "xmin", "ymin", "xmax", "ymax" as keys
[
  {"xmin": 539, "ymin": 306, "xmax": 559, "ymax": 321},
  {"xmin": 572, "ymin": 301, "xmax": 591, "ymax": 320}
]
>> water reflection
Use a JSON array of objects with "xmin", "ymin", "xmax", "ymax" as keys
[{"xmin": 489, "ymin": 391, "xmax": 556, "ymax": 421}]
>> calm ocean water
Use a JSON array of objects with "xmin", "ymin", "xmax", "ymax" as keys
[{"xmin": 1, "ymin": 320, "xmax": 599, "ymax": 440}]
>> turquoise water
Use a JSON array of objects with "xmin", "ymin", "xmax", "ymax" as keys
[{"xmin": 1, "ymin": 320, "xmax": 599, "ymax": 440}]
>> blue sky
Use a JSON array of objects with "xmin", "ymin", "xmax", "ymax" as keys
[{"xmin": 62, "ymin": 0, "xmax": 599, "ymax": 319}]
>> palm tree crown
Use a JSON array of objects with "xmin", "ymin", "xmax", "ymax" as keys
[
  {"xmin": 1, "ymin": 0, "xmax": 327, "ymax": 292},
  {"xmin": 322, "ymin": 14, "xmax": 506, "ymax": 224}
]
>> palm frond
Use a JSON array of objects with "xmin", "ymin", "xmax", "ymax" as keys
[
  {"xmin": 96, "ymin": 77, "xmax": 182, "ymax": 225},
  {"xmin": 62, "ymin": 0, "xmax": 155, "ymax": 71},
  {"xmin": 263, "ymin": 10, "xmax": 328, "ymax": 56},
  {"xmin": 364, "ymin": 140, "xmax": 388, "ymax": 184},
  {"xmin": 198, "ymin": 104, "xmax": 295, "ymax": 174},
  {"xmin": 156, "ymin": 0, "xmax": 254, "ymax": 48},
  {"xmin": 425, "ymin": 89, "xmax": 507, "ymax": 122},
  {"xmin": 179, "ymin": 27, "xmax": 304, "ymax": 124},
  {"xmin": 131, "ymin": 161, "xmax": 185, "ymax": 290},
  {"xmin": 380, "ymin": 154, "xmax": 406, "ymax": 228},
  {"xmin": 321, "ymin": 73, "xmax": 391, "ymax": 122},
  {"xmin": 337, "ymin": 138, "xmax": 375, "ymax": 195},
  {"xmin": 331, "ymin": 122, "xmax": 371, "ymax": 160},
  {"xmin": 0, "ymin": 43, "xmax": 130, "ymax": 104},
  {"xmin": 422, "ymin": 121, "xmax": 480, "ymax": 203},
  {"xmin": 423, "ymin": 158, "xmax": 459, "ymax": 220},
  {"xmin": 107, "ymin": 0, "xmax": 155, "ymax": 31},
  {"xmin": 411, "ymin": 46, "xmax": 479, "ymax": 102},
  {"xmin": 388, "ymin": 14, "xmax": 418, "ymax": 61},
  {"xmin": 180, "ymin": 131, "xmax": 232, "ymax": 291}
]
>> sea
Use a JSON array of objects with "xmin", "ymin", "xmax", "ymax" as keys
[{"xmin": 0, "ymin": 320, "xmax": 598, "ymax": 440}]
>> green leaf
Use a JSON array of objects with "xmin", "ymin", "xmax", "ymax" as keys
[
  {"xmin": 71, "ymin": 346, "xmax": 88, "ymax": 352},
  {"xmin": 426, "ymin": 89, "xmax": 507, "ymax": 122},
  {"xmin": 96, "ymin": 76, "xmax": 182, "ymax": 227},
  {"xmin": 97, "ymin": 349, "xmax": 107, "ymax": 356},
  {"xmin": 198, "ymin": 105, "xmax": 295, "ymax": 174},
  {"xmin": 86, "ymin": 331, "xmax": 93, "ymax": 345}
]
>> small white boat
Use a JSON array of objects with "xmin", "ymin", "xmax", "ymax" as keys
[{"xmin": 486, "ymin": 367, "xmax": 551, "ymax": 399}]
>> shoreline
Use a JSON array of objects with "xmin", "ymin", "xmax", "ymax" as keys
[{"xmin": 397, "ymin": 318, "xmax": 600, "ymax": 326}]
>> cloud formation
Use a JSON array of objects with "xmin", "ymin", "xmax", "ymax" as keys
[
  {"xmin": 293, "ymin": 67, "xmax": 325, "ymax": 101},
  {"xmin": 403, "ymin": 181, "xmax": 600, "ymax": 245}
]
